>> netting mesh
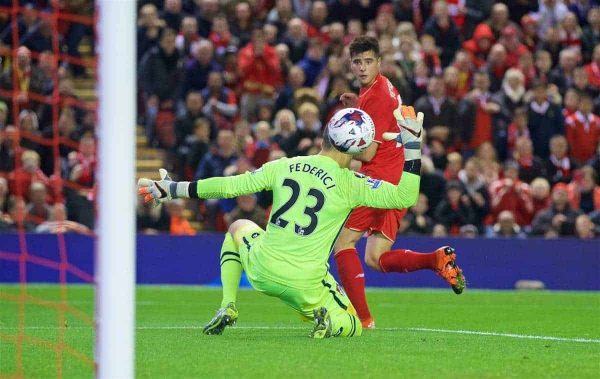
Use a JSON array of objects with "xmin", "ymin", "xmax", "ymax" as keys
[{"xmin": 0, "ymin": 1, "xmax": 96, "ymax": 377}]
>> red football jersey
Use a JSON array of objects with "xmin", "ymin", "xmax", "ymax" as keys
[{"xmin": 357, "ymin": 74, "xmax": 405, "ymax": 184}]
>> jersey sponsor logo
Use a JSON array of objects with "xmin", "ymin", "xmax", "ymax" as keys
[{"xmin": 366, "ymin": 178, "xmax": 382, "ymax": 189}]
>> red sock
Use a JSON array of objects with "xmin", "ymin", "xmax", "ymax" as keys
[
  {"xmin": 378, "ymin": 249, "xmax": 437, "ymax": 273},
  {"xmin": 334, "ymin": 248, "xmax": 372, "ymax": 322}
]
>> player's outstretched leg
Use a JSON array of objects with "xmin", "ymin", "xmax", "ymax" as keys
[
  {"xmin": 378, "ymin": 245, "xmax": 466, "ymax": 294},
  {"xmin": 203, "ymin": 230, "xmax": 243, "ymax": 335},
  {"xmin": 203, "ymin": 302, "xmax": 238, "ymax": 335},
  {"xmin": 219, "ymin": 232, "xmax": 243, "ymax": 307}
]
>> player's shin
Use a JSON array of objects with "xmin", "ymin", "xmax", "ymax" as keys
[
  {"xmin": 330, "ymin": 310, "xmax": 362, "ymax": 337},
  {"xmin": 220, "ymin": 232, "xmax": 243, "ymax": 307}
]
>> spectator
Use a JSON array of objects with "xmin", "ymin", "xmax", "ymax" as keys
[
  {"xmin": 507, "ymin": 107, "xmax": 531, "ymax": 157},
  {"xmin": 420, "ymin": 34, "xmax": 443, "ymax": 77},
  {"xmin": 208, "ymin": 14, "xmax": 232, "ymax": 57},
  {"xmin": 267, "ymin": 0, "xmax": 294, "ymax": 32},
  {"xmin": 533, "ymin": 0, "xmax": 569, "ymax": 38},
  {"xmin": 181, "ymin": 39, "xmax": 221, "ymax": 98},
  {"xmin": 161, "ymin": 0, "xmax": 183, "ymax": 31},
  {"xmin": 484, "ymin": 43, "xmax": 509, "ymax": 92},
  {"xmin": 0, "ymin": 46, "xmax": 47, "ymax": 108},
  {"xmin": 180, "ymin": 118, "xmax": 211, "ymax": 180},
  {"xmin": 66, "ymin": 135, "xmax": 96, "ymax": 188},
  {"xmin": 487, "ymin": 210, "xmax": 525, "ymax": 238},
  {"xmin": 297, "ymin": 38, "xmax": 326, "ymax": 87},
  {"xmin": 458, "ymin": 157, "xmax": 490, "ymax": 232},
  {"xmin": 582, "ymin": 8, "xmax": 600, "ymax": 62},
  {"xmin": 0, "ymin": 125, "xmax": 17, "ymax": 172},
  {"xmin": 423, "ymin": 0, "xmax": 461, "ymax": 67},
  {"xmin": 558, "ymin": 12, "xmax": 582, "ymax": 50},
  {"xmin": 565, "ymin": 93, "xmax": 600, "ymax": 165},
  {"xmin": 549, "ymin": 48, "xmax": 578, "ymax": 94},
  {"xmin": 517, "ymin": 51, "xmax": 537, "ymax": 88},
  {"xmin": 196, "ymin": 0, "xmax": 220, "ymax": 38},
  {"xmin": 35, "ymin": 203, "xmax": 91, "ymax": 234},
  {"xmin": 414, "ymin": 75, "xmax": 458, "ymax": 145},
  {"xmin": 137, "ymin": 3, "xmax": 165, "ymax": 60},
  {"xmin": 404, "ymin": 193, "xmax": 434, "ymax": 235},
  {"xmin": 532, "ymin": 182, "xmax": 582, "ymax": 237},
  {"xmin": 432, "ymin": 223, "xmax": 449, "ymax": 237},
  {"xmin": 534, "ymin": 49, "xmax": 554, "ymax": 83},
  {"xmin": 521, "ymin": 14, "xmax": 540, "ymax": 51},
  {"xmin": 459, "ymin": 70, "xmax": 500, "ymax": 152},
  {"xmin": 225, "ymin": 194, "xmax": 267, "ymax": 229},
  {"xmin": 140, "ymin": 28, "xmax": 182, "ymax": 104},
  {"xmin": 247, "ymin": 121, "xmax": 276, "ymax": 168},
  {"xmin": 420, "ymin": 156, "xmax": 447, "ymax": 216},
  {"xmin": 238, "ymin": 29, "xmax": 282, "ymax": 120},
  {"xmin": 583, "ymin": 44, "xmax": 600, "ymax": 93},
  {"xmin": 492, "ymin": 68, "xmax": 527, "ymax": 160},
  {"xmin": 475, "ymin": 141, "xmax": 501, "ymax": 185},
  {"xmin": 546, "ymin": 135, "xmax": 576, "ymax": 185},
  {"xmin": 562, "ymin": 87, "xmax": 580, "ymax": 118},
  {"xmin": 530, "ymin": 177, "xmax": 552, "ymax": 220},
  {"xmin": 271, "ymin": 108, "xmax": 297, "ymax": 156},
  {"xmin": 434, "ymin": 180, "xmax": 478, "ymax": 236},
  {"xmin": 26, "ymin": 181, "xmax": 52, "ymax": 225},
  {"xmin": 136, "ymin": 199, "xmax": 170, "ymax": 234},
  {"xmin": 444, "ymin": 152, "xmax": 463, "ymax": 181},
  {"xmin": 575, "ymin": 214, "xmax": 596, "ymax": 239},
  {"xmin": 201, "ymin": 71, "xmax": 238, "ymax": 131},
  {"xmin": 166, "ymin": 199, "xmax": 196, "ymax": 235},
  {"xmin": 462, "ymin": 23, "xmax": 495, "ymax": 68},
  {"xmin": 283, "ymin": 17, "xmax": 308, "ymax": 63},
  {"xmin": 229, "ymin": 1, "xmax": 253, "ymax": 48},
  {"xmin": 1, "ymin": 197, "xmax": 36, "ymax": 232},
  {"xmin": 488, "ymin": 161, "xmax": 534, "ymax": 225},
  {"xmin": 539, "ymin": 26, "xmax": 563, "ymax": 65},
  {"xmin": 459, "ymin": 224, "xmax": 479, "ymax": 238},
  {"xmin": 8, "ymin": 150, "xmax": 49, "ymax": 200},
  {"xmin": 485, "ymin": 3, "xmax": 518, "ymax": 40},
  {"xmin": 176, "ymin": 15, "xmax": 200, "ymax": 57},
  {"xmin": 195, "ymin": 129, "xmax": 237, "ymax": 179},
  {"xmin": 499, "ymin": 25, "xmax": 530, "ymax": 68},
  {"xmin": 175, "ymin": 91, "xmax": 206, "ymax": 147},
  {"xmin": 571, "ymin": 166, "xmax": 600, "ymax": 214},
  {"xmin": 527, "ymin": 80, "xmax": 564, "ymax": 160},
  {"xmin": 513, "ymin": 136, "xmax": 546, "ymax": 184}
]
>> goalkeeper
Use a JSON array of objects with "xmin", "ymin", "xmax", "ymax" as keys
[{"xmin": 138, "ymin": 106, "xmax": 426, "ymax": 338}]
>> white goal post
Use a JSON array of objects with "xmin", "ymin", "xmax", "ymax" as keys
[{"xmin": 96, "ymin": 0, "xmax": 136, "ymax": 377}]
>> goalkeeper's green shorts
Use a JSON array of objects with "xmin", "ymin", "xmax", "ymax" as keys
[{"xmin": 235, "ymin": 223, "xmax": 361, "ymax": 337}]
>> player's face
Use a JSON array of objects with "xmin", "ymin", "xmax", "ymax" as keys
[{"xmin": 350, "ymin": 51, "xmax": 380, "ymax": 87}]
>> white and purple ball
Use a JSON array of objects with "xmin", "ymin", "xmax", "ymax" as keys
[{"xmin": 326, "ymin": 108, "xmax": 375, "ymax": 155}]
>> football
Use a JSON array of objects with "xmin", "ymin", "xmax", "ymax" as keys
[{"xmin": 326, "ymin": 108, "xmax": 375, "ymax": 155}]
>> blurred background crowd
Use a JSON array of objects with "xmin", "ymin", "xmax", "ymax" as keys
[{"xmin": 0, "ymin": 0, "xmax": 599, "ymax": 239}]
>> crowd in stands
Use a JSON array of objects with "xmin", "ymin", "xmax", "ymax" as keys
[{"xmin": 1, "ymin": 0, "xmax": 600, "ymax": 239}]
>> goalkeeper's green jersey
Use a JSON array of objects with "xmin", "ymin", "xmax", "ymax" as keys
[{"xmin": 194, "ymin": 154, "xmax": 420, "ymax": 289}]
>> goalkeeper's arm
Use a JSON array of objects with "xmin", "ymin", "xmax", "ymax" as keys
[{"xmin": 138, "ymin": 167, "xmax": 272, "ymax": 205}]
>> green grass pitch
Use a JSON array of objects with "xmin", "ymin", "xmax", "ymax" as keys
[{"xmin": 1, "ymin": 285, "xmax": 599, "ymax": 378}]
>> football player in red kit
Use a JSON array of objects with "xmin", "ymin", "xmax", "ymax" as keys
[{"xmin": 334, "ymin": 36, "xmax": 465, "ymax": 328}]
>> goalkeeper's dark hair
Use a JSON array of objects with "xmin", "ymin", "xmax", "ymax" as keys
[{"xmin": 349, "ymin": 36, "xmax": 380, "ymax": 57}]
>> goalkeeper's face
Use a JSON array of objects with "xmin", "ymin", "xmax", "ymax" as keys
[{"xmin": 350, "ymin": 50, "xmax": 380, "ymax": 87}]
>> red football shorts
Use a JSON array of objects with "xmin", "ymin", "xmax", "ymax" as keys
[{"xmin": 345, "ymin": 206, "xmax": 408, "ymax": 242}]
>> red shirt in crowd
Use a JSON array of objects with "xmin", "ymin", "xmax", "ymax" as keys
[{"xmin": 565, "ymin": 111, "xmax": 600, "ymax": 164}]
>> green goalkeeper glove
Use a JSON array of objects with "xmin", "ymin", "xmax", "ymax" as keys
[
  {"xmin": 382, "ymin": 96, "xmax": 424, "ymax": 161},
  {"xmin": 137, "ymin": 168, "xmax": 192, "ymax": 205}
]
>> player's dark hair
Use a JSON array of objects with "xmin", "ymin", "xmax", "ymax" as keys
[{"xmin": 349, "ymin": 36, "xmax": 380, "ymax": 57}]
